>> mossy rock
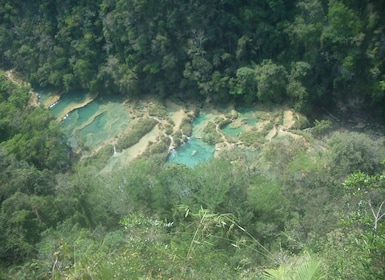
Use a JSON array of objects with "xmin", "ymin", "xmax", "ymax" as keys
[
  {"xmin": 172, "ymin": 131, "xmax": 188, "ymax": 146},
  {"xmin": 218, "ymin": 118, "xmax": 232, "ymax": 129},
  {"xmin": 230, "ymin": 109, "xmax": 239, "ymax": 119},
  {"xmin": 148, "ymin": 101, "xmax": 167, "ymax": 118},
  {"xmin": 223, "ymin": 134, "xmax": 238, "ymax": 144},
  {"xmin": 147, "ymin": 136, "xmax": 171, "ymax": 155},
  {"xmin": 202, "ymin": 121, "xmax": 224, "ymax": 144},
  {"xmin": 239, "ymin": 130, "xmax": 265, "ymax": 147},
  {"xmin": 261, "ymin": 122, "xmax": 274, "ymax": 135},
  {"xmin": 180, "ymin": 118, "xmax": 193, "ymax": 136},
  {"xmin": 203, "ymin": 121, "xmax": 217, "ymax": 134},
  {"xmin": 117, "ymin": 118, "xmax": 158, "ymax": 151},
  {"xmin": 214, "ymin": 116, "xmax": 226, "ymax": 124},
  {"xmin": 202, "ymin": 133, "xmax": 223, "ymax": 145},
  {"xmin": 163, "ymin": 123, "xmax": 174, "ymax": 135},
  {"xmin": 254, "ymin": 111, "xmax": 271, "ymax": 121}
]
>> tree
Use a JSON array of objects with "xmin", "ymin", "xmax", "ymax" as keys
[
  {"xmin": 97, "ymin": 56, "xmax": 137, "ymax": 95},
  {"xmin": 255, "ymin": 59, "xmax": 288, "ymax": 103},
  {"xmin": 230, "ymin": 67, "xmax": 257, "ymax": 98},
  {"xmin": 321, "ymin": 0, "xmax": 362, "ymax": 47},
  {"xmin": 327, "ymin": 132, "xmax": 385, "ymax": 180},
  {"xmin": 286, "ymin": 61, "xmax": 311, "ymax": 111},
  {"xmin": 320, "ymin": 170, "xmax": 385, "ymax": 279},
  {"xmin": 0, "ymin": 192, "xmax": 58, "ymax": 264},
  {"xmin": 343, "ymin": 172, "xmax": 385, "ymax": 233},
  {"xmin": 2, "ymin": 107, "xmax": 71, "ymax": 172}
]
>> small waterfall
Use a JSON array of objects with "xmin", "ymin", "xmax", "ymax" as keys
[{"xmin": 113, "ymin": 143, "xmax": 117, "ymax": 155}]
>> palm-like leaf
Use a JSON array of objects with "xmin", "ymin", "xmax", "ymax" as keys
[
  {"xmin": 263, "ymin": 256, "xmax": 326, "ymax": 280},
  {"xmin": 294, "ymin": 259, "xmax": 326, "ymax": 280},
  {"xmin": 263, "ymin": 265, "xmax": 289, "ymax": 280}
]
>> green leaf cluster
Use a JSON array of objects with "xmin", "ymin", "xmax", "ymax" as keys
[{"xmin": 1, "ymin": 0, "xmax": 384, "ymax": 116}]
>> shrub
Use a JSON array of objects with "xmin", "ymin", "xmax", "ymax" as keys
[
  {"xmin": 311, "ymin": 119, "xmax": 332, "ymax": 138},
  {"xmin": 239, "ymin": 130, "xmax": 265, "ymax": 147},
  {"xmin": 180, "ymin": 118, "xmax": 193, "ymax": 136},
  {"xmin": 116, "ymin": 118, "xmax": 158, "ymax": 151},
  {"xmin": 81, "ymin": 144, "xmax": 114, "ymax": 169},
  {"xmin": 327, "ymin": 131, "xmax": 385, "ymax": 178},
  {"xmin": 147, "ymin": 136, "xmax": 170, "ymax": 155},
  {"xmin": 202, "ymin": 121, "xmax": 223, "ymax": 144},
  {"xmin": 148, "ymin": 101, "xmax": 167, "ymax": 118}
]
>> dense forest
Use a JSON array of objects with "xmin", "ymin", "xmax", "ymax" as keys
[
  {"xmin": 1, "ymin": 0, "xmax": 385, "ymax": 279},
  {"xmin": 1, "ymin": 0, "xmax": 385, "ymax": 116}
]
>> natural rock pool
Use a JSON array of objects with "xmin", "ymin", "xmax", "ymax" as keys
[
  {"xmin": 37, "ymin": 90, "xmax": 300, "ymax": 167},
  {"xmin": 38, "ymin": 90, "xmax": 133, "ymax": 152},
  {"xmin": 167, "ymin": 112, "xmax": 216, "ymax": 166}
]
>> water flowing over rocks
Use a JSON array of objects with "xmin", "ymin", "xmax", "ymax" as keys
[{"xmin": 37, "ymin": 89, "xmax": 307, "ymax": 167}]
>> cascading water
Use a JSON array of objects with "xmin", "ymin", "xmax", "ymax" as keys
[{"xmin": 37, "ymin": 89, "xmax": 261, "ymax": 167}]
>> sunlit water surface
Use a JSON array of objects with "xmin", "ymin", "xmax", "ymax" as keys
[
  {"xmin": 37, "ymin": 90, "xmax": 259, "ymax": 166},
  {"xmin": 37, "ymin": 91, "xmax": 133, "ymax": 151}
]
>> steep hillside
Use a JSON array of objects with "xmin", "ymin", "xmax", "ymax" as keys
[{"xmin": 1, "ymin": 0, "xmax": 385, "ymax": 118}]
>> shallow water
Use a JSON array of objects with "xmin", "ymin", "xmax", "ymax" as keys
[
  {"xmin": 221, "ymin": 123, "xmax": 243, "ymax": 137},
  {"xmin": 238, "ymin": 107, "xmax": 259, "ymax": 126},
  {"xmin": 36, "ymin": 87, "xmax": 60, "ymax": 107},
  {"xmin": 50, "ymin": 91, "xmax": 89, "ymax": 118},
  {"xmin": 38, "ymin": 90, "xmax": 133, "ymax": 151},
  {"xmin": 167, "ymin": 111, "xmax": 215, "ymax": 166},
  {"xmin": 37, "ymin": 89, "xmax": 261, "ymax": 166},
  {"xmin": 167, "ymin": 107, "xmax": 260, "ymax": 166},
  {"xmin": 167, "ymin": 137, "xmax": 215, "ymax": 167}
]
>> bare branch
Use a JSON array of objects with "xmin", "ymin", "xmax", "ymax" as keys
[{"xmin": 377, "ymin": 200, "xmax": 385, "ymax": 221}]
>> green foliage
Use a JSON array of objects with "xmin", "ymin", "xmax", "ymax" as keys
[
  {"xmin": 248, "ymin": 177, "xmax": 283, "ymax": 214},
  {"xmin": 318, "ymin": 170, "xmax": 385, "ymax": 279},
  {"xmin": 230, "ymin": 67, "xmax": 257, "ymax": 98},
  {"xmin": 80, "ymin": 144, "xmax": 114, "ymax": 170},
  {"xmin": 0, "ymin": 192, "xmax": 60, "ymax": 264},
  {"xmin": 145, "ymin": 135, "xmax": 170, "ymax": 156},
  {"xmin": 311, "ymin": 119, "xmax": 332, "ymax": 138},
  {"xmin": 192, "ymin": 159, "xmax": 246, "ymax": 213},
  {"xmin": 148, "ymin": 100, "xmax": 168, "ymax": 118},
  {"xmin": 180, "ymin": 117, "xmax": 193, "ymax": 136},
  {"xmin": 0, "ymin": 71, "xmax": 71, "ymax": 172},
  {"xmin": 263, "ymin": 254, "xmax": 326, "ymax": 280},
  {"xmin": 287, "ymin": 62, "xmax": 311, "ymax": 112},
  {"xmin": 8, "ymin": 86, "xmax": 30, "ymax": 108},
  {"xmin": 116, "ymin": 117, "xmax": 157, "ymax": 151},
  {"xmin": 263, "ymin": 136, "xmax": 307, "ymax": 172},
  {"xmin": 327, "ymin": 132, "xmax": 385, "ymax": 179},
  {"xmin": 240, "ymin": 130, "xmax": 266, "ymax": 147},
  {"xmin": 2, "ymin": 1, "xmax": 385, "ymax": 278},
  {"xmin": 26, "ymin": 221, "xmax": 116, "ymax": 279},
  {"xmin": 321, "ymin": 1, "xmax": 362, "ymax": 46},
  {"xmin": 2, "ymin": 107, "xmax": 71, "ymax": 171},
  {"xmin": 320, "ymin": 228, "xmax": 379, "ymax": 280},
  {"xmin": 255, "ymin": 60, "xmax": 288, "ymax": 103},
  {"xmin": 343, "ymin": 172, "xmax": 385, "ymax": 232},
  {"xmin": 1, "ymin": 0, "xmax": 385, "ymax": 115},
  {"xmin": 202, "ymin": 121, "xmax": 223, "ymax": 144}
]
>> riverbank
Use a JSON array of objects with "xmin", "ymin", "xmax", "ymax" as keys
[
  {"xmin": 93, "ymin": 97, "xmax": 309, "ymax": 168},
  {"xmin": 3, "ymin": 70, "xmax": 309, "ymax": 166},
  {"xmin": 5, "ymin": 69, "xmax": 41, "ymax": 107}
]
